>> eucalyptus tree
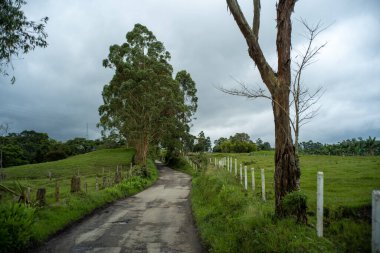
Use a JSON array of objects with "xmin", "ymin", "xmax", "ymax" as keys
[
  {"xmin": 225, "ymin": 0, "xmax": 300, "ymax": 215},
  {"xmin": 99, "ymin": 24, "xmax": 197, "ymax": 167}
]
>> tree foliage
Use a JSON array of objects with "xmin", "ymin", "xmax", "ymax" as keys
[
  {"xmin": 99, "ymin": 24, "xmax": 197, "ymax": 166},
  {"xmin": 0, "ymin": 130, "xmax": 106, "ymax": 167},
  {"xmin": 193, "ymin": 131, "xmax": 211, "ymax": 153},
  {"xmin": 213, "ymin": 133, "xmax": 257, "ymax": 153},
  {"xmin": 299, "ymin": 137, "xmax": 380, "ymax": 156},
  {"xmin": 0, "ymin": 0, "xmax": 48, "ymax": 83}
]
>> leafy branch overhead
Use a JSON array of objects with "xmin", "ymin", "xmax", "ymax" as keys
[{"xmin": 0, "ymin": 0, "xmax": 48, "ymax": 83}]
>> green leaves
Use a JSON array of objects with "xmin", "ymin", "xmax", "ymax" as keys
[
  {"xmin": 99, "ymin": 24, "xmax": 197, "ymax": 165},
  {"xmin": 0, "ymin": 0, "xmax": 48, "ymax": 83}
]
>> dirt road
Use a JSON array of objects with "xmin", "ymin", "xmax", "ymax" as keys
[{"xmin": 34, "ymin": 163, "xmax": 203, "ymax": 253}]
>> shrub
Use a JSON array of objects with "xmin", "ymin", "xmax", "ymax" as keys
[
  {"xmin": 282, "ymin": 191, "xmax": 308, "ymax": 224},
  {"xmin": 0, "ymin": 203, "xmax": 35, "ymax": 253}
]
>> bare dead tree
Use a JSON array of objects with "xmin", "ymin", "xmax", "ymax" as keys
[
  {"xmin": 291, "ymin": 19, "xmax": 327, "ymax": 154},
  {"xmin": 226, "ymin": 0, "xmax": 299, "ymax": 216}
]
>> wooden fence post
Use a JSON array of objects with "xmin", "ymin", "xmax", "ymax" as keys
[
  {"xmin": 36, "ymin": 188, "xmax": 46, "ymax": 206},
  {"xmin": 71, "ymin": 175, "xmax": 81, "ymax": 193},
  {"xmin": 251, "ymin": 168, "xmax": 255, "ymax": 191},
  {"xmin": 317, "ymin": 171, "xmax": 324, "ymax": 237},
  {"xmin": 55, "ymin": 182, "xmax": 60, "ymax": 202},
  {"xmin": 48, "ymin": 171, "xmax": 52, "ymax": 181},
  {"xmin": 26, "ymin": 187, "xmax": 31, "ymax": 203},
  {"xmin": 372, "ymin": 190, "xmax": 380, "ymax": 253},
  {"xmin": 261, "ymin": 169, "xmax": 266, "ymax": 201},
  {"xmin": 114, "ymin": 167, "xmax": 121, "ymax": 184},
  {"xmin": 244, "ymin": 166, "xmax": 247, "ymax": 190}
]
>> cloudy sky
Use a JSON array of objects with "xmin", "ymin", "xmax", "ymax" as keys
[{"xmin": 1, "ymin": 0, "xmax": 379, "ymax": 145}]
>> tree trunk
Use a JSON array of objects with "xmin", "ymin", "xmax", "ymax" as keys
[
  {"xmin": 272, "ymin": 88, "xmax": 300, "ymax": 215},
  {"xmin": 134, "ymin": 134, "xmax": 149, "ymax": 166},
  {"xmin": 226, "ymin": 0, "xmax": 299, "ymax": 216}
]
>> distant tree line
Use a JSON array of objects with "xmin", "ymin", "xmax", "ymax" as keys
[
  {"xmin": 299, "ymin": 137, "xmax": 379, "ymax": 156},
  {"xmin": 0, "ymin": 130, "xmax": 124, "ymax": 168},
  {"xmin": 213, "ymin": 133, "xmax": 271, "ymax": 153}
]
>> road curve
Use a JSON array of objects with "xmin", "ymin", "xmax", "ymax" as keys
[{"xmin": 34, "ymin": 163, "xmax": 204, "ymax": 253}]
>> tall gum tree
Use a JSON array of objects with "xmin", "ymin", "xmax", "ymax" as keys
[
  {"xmin": 99, "ymin": 24, "xmax": 197, "ymax": 168},
  {"xmin": 226, "ymin": 0, "xmax": 300, "ymax": 215}
]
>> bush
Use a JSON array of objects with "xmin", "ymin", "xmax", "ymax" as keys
[
  {"xmin": 45, "ymin": 150, "xmax": 67, "ymax": 162},
  {"xmin": 0, "ymin": 203, "xmax": 35, "ymax": 253},
  {"xmin": 282, "ymin": 191, "xmax": 308, "ymax": 224}
]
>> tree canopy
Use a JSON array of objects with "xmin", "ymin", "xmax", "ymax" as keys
[
  {"xmin": 99, "ymin": 24, "xmax": 197, "ymax": 166},
  {"xmin": 213, "ymin": 133, "xmax": 257, "ymax": 153},
  {"xmin": 0, "ymin": 0, "xmax": 48, "ymax": 83}
]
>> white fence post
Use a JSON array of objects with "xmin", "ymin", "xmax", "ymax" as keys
[
  {"xmin": 227, "ymin": 157, "xmax": 230, "ymax": 172},
  {"xmin": 244, "ymin": 166, "xmax": 248, "ymax": 190},
  {"xmin": 251, "ymin": 168, "xmax": 255, "ymax": 191},
  {"xmin": 240, "ymin": 164, "xmax": 243, "ymax": 184},
  {"xmin": 317, "ymin": 171, "xmax": 324, "ymax": 237},
  {"xmin": 261, "ymin": 169, "xmax": 266, "ymax": 201},
  {"xmin": 235, "ymin": 159, "xmax": 237, "ymax": 176},
  {"xmin": 215, "ymin": 158, "xmax": 217, "ymax": 167},
  {"xmin": 230, "ymin": 158, "xmax": 233, "ymax": 173},
  {"xmin": 373, "ymin": 190, "xmax": 380, "ymax": 253}
]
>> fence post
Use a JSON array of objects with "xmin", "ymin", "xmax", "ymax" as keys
[
  {"xmin": 261, "ymin": 169, "xmax": 266, "ymax": 201},
  {"xmin": 240, "ymin": 164, "xmax": 243, "ymax": 184},
  {"xmin": 36, "ymin": 188, "xmax": 46, "ymax": 206},
  {"xmin": 372, "ymin": 190, "xmax": 380, "ymax": 253},
  {"xmin": 251, "ymin": 168, "xmax": 255, "ymax": 191},
  {"xmin": 230, "ymin": 158, "xmax": 233, "ymax": 173},
  {"xmin": 48, "ymin": 171, "xmax": 52, "ymax": 181},
  {"xmin": 214, "ymin": 158, "xmax": 217, "ymax": 167},
  {"xmin": 71, "ymin": 175, "xmax": 81, "ymax": 193},
  {"xmin": 95, "ymin": 177, "xmax": 99, "ymax": 191},
  {"xmin": 26, "ymin": 187, "xmax": 31, "ymax": 203},
  {"xmin": 55, "ymin": 182, "xmax": 60, "ymax": 202},
  {"xmin": 102, "ymin": 176, "xmax": 106, "ymax": 189},
  {"xmin": 244, "ymin": 166, "xmax": 247, "ymax": 190},
  {"xmin": 227, "ymin": 157, "xmax": 230, "ymax": 172},
  {"xmin": 317, "ymin": 171, "xmax": 324, "ymax": 237},
  {"xmin": 235, "ymin": 159, "xmax": 237, "ymax": 176}
]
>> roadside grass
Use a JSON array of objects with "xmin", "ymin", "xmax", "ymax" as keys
[
  {"xmin": 186, "ymin": 152, "xmax": 379, "ymax": 252},
  {"xmin": 0, "ymin": 148, "xmax": 158, "ymax": 253}
]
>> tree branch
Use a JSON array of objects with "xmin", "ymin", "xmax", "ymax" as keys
[
  {"xmin": 226, "ymin": 0, "xmax": 277, "ymax": 92},
  {"xmin": 252, "ymin": 0, "xmax": 261, "ymax": 40}
]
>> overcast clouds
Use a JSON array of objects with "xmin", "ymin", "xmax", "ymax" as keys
[{"xmin": 1, "ymin": 0, "xmax": 379, "ymax": 145}]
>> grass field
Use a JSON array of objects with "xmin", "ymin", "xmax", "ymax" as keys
[
  {"xmin": 185, "ymin": 152, "xmax": 380, "ymax": 252},
  {"xmin": 0, "ymin": 148, "xmax": 159, "ymax": 253},
  {"xmin": 209, "ymin": 151, "xmax": 380, "ymax": 210}
]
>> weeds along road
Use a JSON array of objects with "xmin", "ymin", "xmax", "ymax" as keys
[{"xmin": 34, "ymin": 162, "xmax": 204, "ymax": 253}]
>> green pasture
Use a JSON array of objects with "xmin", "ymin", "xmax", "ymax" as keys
[
  {"xmin": 187, "ymin": 152, "xmax": 380, "ymax": 252},
  {"xmin": 208, "ymin": 152, "xmax": 380, "ymax": 210}
]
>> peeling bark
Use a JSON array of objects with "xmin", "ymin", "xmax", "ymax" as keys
[{"xmin": 227, "ymin": 0, "xmax": 300, "ymax": 215}]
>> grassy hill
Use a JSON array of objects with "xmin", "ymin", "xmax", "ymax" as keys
[{"xmin": 0, "ymin": 148, "xmax": 158, "ymax": 252}]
